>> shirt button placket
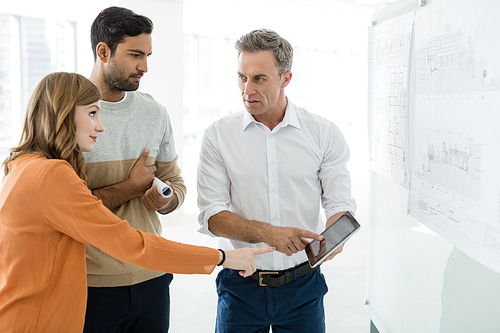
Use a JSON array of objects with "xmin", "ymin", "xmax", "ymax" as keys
[
  {"xmin": 267, "ymin": 133, "xmax": 280, "ymax": 227},
  {"xmin": 266, "ymin": 130, "xmax": 281, "ymax": 268}
]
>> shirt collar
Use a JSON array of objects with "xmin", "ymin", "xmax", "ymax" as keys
[
  {"xmin": 242, "ymin": 110, "xmax": 255, "ymax": 130},
  {"xmin": 242, "ymin": 98, "xmax": 301, "ymax": 131}
]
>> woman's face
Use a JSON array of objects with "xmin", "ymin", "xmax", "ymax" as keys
[{"xmin": 74, "ymin": 101, "xmax": 104, "ymax": 152}]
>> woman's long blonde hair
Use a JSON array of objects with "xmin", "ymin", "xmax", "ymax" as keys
[{"xmin": 2, "ymin": 72, "xmax": 101, "ymax": 180}]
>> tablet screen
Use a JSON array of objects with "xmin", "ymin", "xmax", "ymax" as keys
[{"xmin": 305, "ymin": 211, "xmax": 360, "ymax": 268}]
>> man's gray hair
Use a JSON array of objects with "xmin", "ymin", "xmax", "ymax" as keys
[{"xmin": 235, "ymin": 29, "xmax": 293, "ymax": 76}]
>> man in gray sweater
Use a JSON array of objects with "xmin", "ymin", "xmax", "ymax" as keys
[{"xmin": 83, "ymin": 6, "xmax": 186, "ymax": 332}]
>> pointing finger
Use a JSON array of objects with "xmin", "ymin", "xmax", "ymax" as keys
[
  {"xmin": 298, "ymin": 230, "xmax": 323, "ymax": 241},
  {"xmin": 250, "ymin": 247, "xmax": 275, "ymax": 255}
]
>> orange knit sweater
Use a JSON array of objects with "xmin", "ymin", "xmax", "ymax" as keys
[{"xmin": 0, "ymin": 154, "xmax": 218, "ymax": 332}]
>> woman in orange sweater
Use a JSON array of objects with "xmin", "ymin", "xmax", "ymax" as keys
[{"xmin": 0, "ymin": 72, "xmax": 273, "ymax": 332}]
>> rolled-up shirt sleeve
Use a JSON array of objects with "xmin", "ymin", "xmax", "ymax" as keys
[
  {"xmin": 197, "ymin": 125, "xmax": 231, "ymax": 237},
  {"xmin": 320, "ymin": 122, "xmax": 357, "ymax": 220},
  {"xmin": 194, "ymin": 101, "xmax": 357, "ymax": 270}
]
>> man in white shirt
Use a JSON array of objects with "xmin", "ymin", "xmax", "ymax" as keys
[{"xmin": 197, "ymin": 29, "xmax": 357, "ymax": 333}]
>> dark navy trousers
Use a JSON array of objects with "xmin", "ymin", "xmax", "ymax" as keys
[
  {"xmin": 83, "ymin": 273, "xmax": 173, "ymax": 333},
  {"xmin": 215, "ymin": 267, "xmax": 328, "ymax": 333}
]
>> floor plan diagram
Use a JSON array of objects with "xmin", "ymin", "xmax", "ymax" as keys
[
  {"xmin": 368, "ymin": 12, "xmax": 414, "ymax": 187},
  {"xmin": 408, "ymin": 0, "xmax": 500, "ymax": 273}
]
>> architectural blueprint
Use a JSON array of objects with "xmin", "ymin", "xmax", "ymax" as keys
[
  {"xmin": 408, "ymin": 0, "xmax": 500, "ymax": 274},
  {"xmin": 368, "ymin": 12, "xmax": 414, "ymax": 188}
]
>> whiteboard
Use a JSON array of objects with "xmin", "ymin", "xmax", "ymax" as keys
[
  {"xmin": 366, "ymin": 0, "xmax": 500, "ymax": 332},
  {"xmin": 367, "ymin": 172, "xmax": 500, "ymax": 333}
]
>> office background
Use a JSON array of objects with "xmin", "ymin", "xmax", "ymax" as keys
[{"xmin": 11, "ymin": 1, "xmax": 500, "ymax": 333}]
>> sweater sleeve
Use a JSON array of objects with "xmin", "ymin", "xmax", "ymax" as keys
[
  {"xmin": 38, "ymin": 160, "xmax": 218, "ymax": 274},
  {"xmin": 155, "ymin": 155, "xmax": 186, "ymax": 210},
  {"xmin": 154, "ymin": 107, "xmax": 186, "ymax": 210}
]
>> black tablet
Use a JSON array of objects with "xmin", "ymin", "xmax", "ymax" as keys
[{"xmin": 305, "ymin": 211, "xmax": 360, "ymax": 268}]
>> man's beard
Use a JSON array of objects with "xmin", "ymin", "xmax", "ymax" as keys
[{"xmin": 104, "ymin": 60, "xmax": 142, "ymax": 92}]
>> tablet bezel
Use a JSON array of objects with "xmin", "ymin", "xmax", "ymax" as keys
[{"xmin": 305, "ymin": 211, "xmax": 360, "ymax": 268}]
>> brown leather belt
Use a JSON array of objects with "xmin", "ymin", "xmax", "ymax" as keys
[{"xmin": 249, "ymin": 261, "xmax": 318, "ymax": 287}]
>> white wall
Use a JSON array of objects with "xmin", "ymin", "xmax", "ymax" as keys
[{"xmin": 119, "ymin": 0, "xmax": 185, "ymax": 164}]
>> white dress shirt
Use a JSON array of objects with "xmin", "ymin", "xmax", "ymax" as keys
[{"xmin": 197, "ymin": 100, "xmax": 357, "ymax": 270}]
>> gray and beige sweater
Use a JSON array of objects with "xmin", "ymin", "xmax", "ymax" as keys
[{"xmin": 83, "ymin": 91, "xmax": 186, "ymax": 287}]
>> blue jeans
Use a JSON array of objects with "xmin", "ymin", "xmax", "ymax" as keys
[
  {"xmin": 83, "ymin": 273, "xmax": 173, "ymax": 333},
  {"xmin": 215, "ymin": 267, "xmax": 328, "ymax": 333}
]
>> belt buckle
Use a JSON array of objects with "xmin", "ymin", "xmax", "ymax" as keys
[{"xmin": 258, "ymin": 271, "xmax": 279, "ymax": 286}]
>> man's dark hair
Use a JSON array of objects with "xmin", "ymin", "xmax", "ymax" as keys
[{"xmin": 91, "ymin": 6, "xmax": 153, "ymax": 61}]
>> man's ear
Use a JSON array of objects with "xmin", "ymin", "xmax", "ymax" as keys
[
  {"xmin": 282, "ymin": 71, "xmax": 292, "ymax": 88},
  {"xmin": 96, "ymin": 42, "xmax": 110, "ymax": 63}
]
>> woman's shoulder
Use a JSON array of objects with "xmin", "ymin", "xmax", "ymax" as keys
[
  {"xmin": 24, "ymin": 154, "xmax": 72, "ymax": 169},
  {"xmin": 15, "ymin": 154, "xmax": 76, "ymax": 182}
]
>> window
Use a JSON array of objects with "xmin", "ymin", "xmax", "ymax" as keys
[{"xmin": 0, "ymin": 14, "xmax": 76, "ymax": 161}]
